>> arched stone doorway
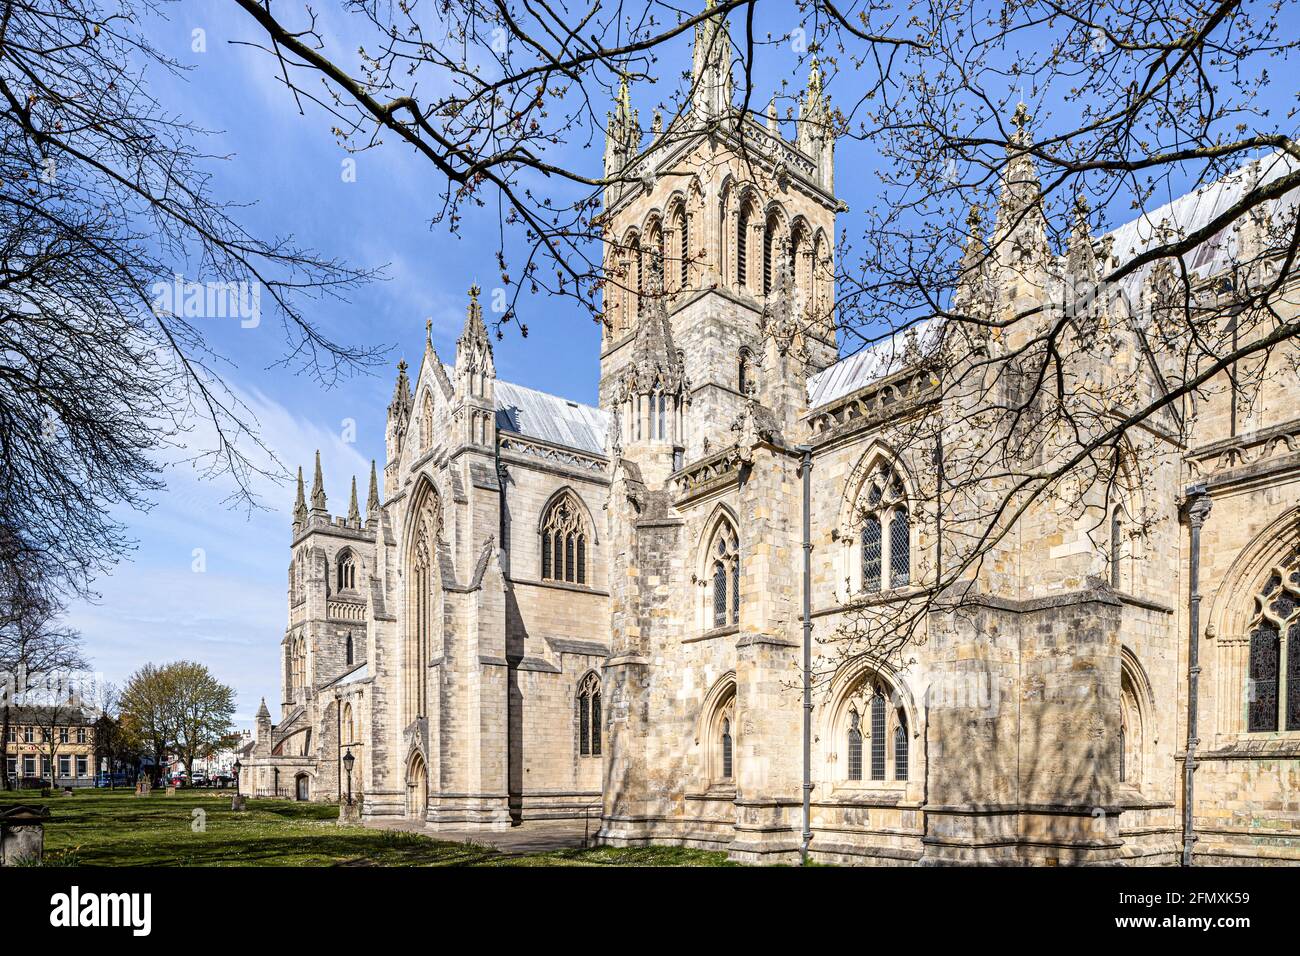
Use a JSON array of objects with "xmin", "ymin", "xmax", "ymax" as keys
[
  {"xmin": 407, "ymin": 753, "xmax": 428, "ymax": 821},
  {"xmin": 295, "ymin": 773, "xmax": 310, "ymax": 801}
]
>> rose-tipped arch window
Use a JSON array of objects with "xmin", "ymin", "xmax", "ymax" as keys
[
  {"xmin": 707, "ymin": 520, "xmax": 741, "ymax": 629},
  {"xmin": 576, "ymin": 671, "xmax": 602, "ymax": 757},
  {"xmin": 858, "ymin": 468, "xmax": 911, "ymax": 593},
  {"xmin": 541, "ymin": 492, "xmax": 588, "ymax": 585},
  {"xmin": 1247, "ymin": 547, "xmax": 1300, "ymax": 732}
]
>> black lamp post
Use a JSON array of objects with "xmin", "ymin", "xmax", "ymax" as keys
[
  {"xmin": 232, "ymin": 758, "xmax": 241, "ymax": 793},
  {"xmin": 273, "ymin": 766, "xmax": 279, "ymax": 798},
  {"xmin": 342, "ymin": 749, "xmax": 355, "ymax": 806}
]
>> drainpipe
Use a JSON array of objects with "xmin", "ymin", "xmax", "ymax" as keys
[
  {"xmin": 797, "ymin": 445, "xmax": 813, "ymax": 866},
  {"xmin": 1182, "ymin": 485, "xmax": 1212, "ymax": 867}
]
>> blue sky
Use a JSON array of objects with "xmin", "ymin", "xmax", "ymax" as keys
[{"xmin": 61, "ymin": 1, "xmax": 1298, "ymax": 726}]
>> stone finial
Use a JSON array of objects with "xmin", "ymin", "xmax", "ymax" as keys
[
  {"xmin": 1066, "ymin": 192, "xmax": 1098, "ymax": 280},
  {"xmin": 256, "ymin": 697, "xmax": 270, "ymax": 719},
  {"xmin": 293, "ymin": 465, "xmax": 308, "ymax": 529},
  {"xmin": 389, "ymin": 359, "xmax": 412, "ymax": 418},
  {"xmin": 690, "ymin": 0, "xmax": 733, "ymax": 120},
  {"xmin": 991, "ymin": 100, "xmax": 1049, "ymax": 270},
  {"xmin": 347, "ymin": 476, "xmax": 361, "ymax": 527},
  {"xmin": 310, "ymin": 450, "xmax": 327, "ymax": 514},
  {"xmin": 456, "ymin": 283, "xmax": 495, "ymax": 383},
  {"xmin": 367, "ymin": 460, "xmax": 381, "ymax": 518}
]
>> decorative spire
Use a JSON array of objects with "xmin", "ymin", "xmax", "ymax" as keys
[
  {"xmin": 1010, "ymin": 101, "xmax": 1032, "ymax": 146},
  {"xmin": 366, "ymin": 460, "xmax": 381, "ymax": 518},
  {"xmin": 691, "ymin": 0, "xmax": 733, "ymax": 120},
  {"xmin": 456, "ymin": 283, "xmax": 495, "ymax": 388},
  {"xmin": 425, "ymin": 316, "xmax": 433, "ymax": 351},
  {"xmin": 1234, "ymin": 157, "xmax": 1271, "ymax": 265},
  {"xmin": 293, "ymin": 465, "xmax": 308, "ymax": 529},
  {"xmin": 992, "ymin": 100, "xmax": 1049, "ymax": 270},
  {"xmin": 310, "ymin": 450, "xmax": 327, "ymax": 513},
  {"xmin": 622, "ymin": 253, "xmax": 685, "ymax": 402},
  {"xmin": 1066, "ymin": 193, "xmax": 1097, "ymax": 279},
  {"xmin": 797, "ymin": 57, "xmax": 833, "ymax": 187},
  {"xmin": 605, "ymin": 73, "xmax": 640, "ymax": 180},
  {"xmin": 256, "ymin": 697, "xmax": 270, "ymax": 719},
  {"xmin": 766, "ymin": 97, "xmax": 779, "ymax": 133},
  {"xmin": 347, "ymin": 476, "xmax": 360, "ymax": 527},
  {"xmin": 389, "ymin": 359, "xmax": 412, "ymax": 417}
]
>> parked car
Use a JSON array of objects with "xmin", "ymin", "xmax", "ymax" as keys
[
  {"xmin": 191, "ymin": 772, "xmax": 208, "ymax": 786},
  {"xmin": 95, "ymin": 771, "xmax": 132, "ymax": 788},
  {"xmin": 213, "ymin": 771, "xmax": 234, "ymax": 787}
]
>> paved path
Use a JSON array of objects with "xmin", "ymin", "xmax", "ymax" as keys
[{"xmin": 362, "ymin": 817, "xmax": 593, "ymax": 856}]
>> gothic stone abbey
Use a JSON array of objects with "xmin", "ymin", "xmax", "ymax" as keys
[{"xmin": 240, "ymin": 7, "xmax": 1300, "ymax": 865}]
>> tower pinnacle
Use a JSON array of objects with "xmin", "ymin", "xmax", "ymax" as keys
[
  {"xmin": 347, "ymin": 475, "xmax": 361, "ymax": 527},
  {"xmin": 310, "ymin": 450, "xmax": 327, "ymax": 514}
]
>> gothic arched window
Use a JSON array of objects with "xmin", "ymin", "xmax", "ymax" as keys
[
  {"xmin": 577, "ymin": 671, "xmax": 601, "ymax": 757},
  {"xmin": 837, "ymin": 673, "xmax": 911, "ymax": 786},
  {"xmin": 763, "ymin": 212, "xmax": 779, "ymax": 295},
  {"xmin": 706, "ymin": 519, "xmax": 741, "ymax": 629},
  {"xmin": 1111, "ymin": 507, "xmax": 1123, "ymax": 589},
  {"xmin": 857, "ymin": 465, "xmax": 910, "ymax": 594},
  {"xmin": 894, "ymin": 713, "xmax": 909, "ymax": 781},
  {"xmin": 337, "ymin": 551, "xmax": 356, "ymax": 591},
  {"xmin": 862, "ymin": 515, "xmax": 882, "ymax": 593},
  {"xmin": 737, "ymin": 203, "xmax": 750, "ymax": 287},
  {"xmin": 738, "ymin": 347, "xmax": 753, "ymax": 396},
  {"xmin": 890, "ymin": 509, "xmax": 911, "ymax": 588},
  {"xmin": 1247, "ymin": 549, "xmax": 1300, "ymax": 732},
  {"xmin": 846, "ymin": 709, "xmax": 863, "ymax": 781},
  {"xmin": 705, "ymin": 679, "xmax": 737, "ymax": 785},
  {"xmin": 672, "ymin": 202, "xmax": 689, "ymax": 291},
  {"xmin": 345, "ymin": 633, "xmax": 354, "ymax": 667},
  {"xmin": 406, "ymin": 485, "xmax": 440, "ymax": 721},
  {"xmin": 869, "ymin": 689, "xmax": 887, "ymax": 780},
  {"xmin": 541, "ymin": 492, "xmax": 589, "ymax": 585}
]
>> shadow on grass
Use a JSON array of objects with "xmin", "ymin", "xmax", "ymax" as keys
[{"xmin": 1, "ymin": 791, "xmax": 735, "ymax": 867}]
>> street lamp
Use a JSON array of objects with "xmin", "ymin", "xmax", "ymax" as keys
[
  {"xmin": 232, "ymin": 759, "xmax": 241, "ymax": 793},
  {"xmin": 342, "ymin": 749, "xmax": 355, "ymax": 806}
]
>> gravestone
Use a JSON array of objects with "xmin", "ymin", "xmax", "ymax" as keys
[{"xmin": 0, "ymin": 805, "xmax": 50, "ymax": 865}]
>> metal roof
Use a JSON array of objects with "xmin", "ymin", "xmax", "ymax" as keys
[
  {"xmin": 807, "ymin": 318, "xmax": 944, "ymax": 409},
  {"xmin": 495, "ymin": 380, "xmax": 608, "ymax": 455},
  {"xmin": 1104, "ymin": 150, "xmax": 1298, "ymax": 311},
  {"xmin": 807, "ymin": 151, "xmax": 1300, "ymax": 410}
]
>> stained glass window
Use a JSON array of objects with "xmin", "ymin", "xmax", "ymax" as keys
[
  {"xmin": 721, "ymin": 718, "xmax": 733, "ymax": 779},
  {"xmin": 894, "ymin": 714, "xmax": 908, "ymax": 781}
]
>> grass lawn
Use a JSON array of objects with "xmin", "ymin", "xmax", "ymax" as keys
[{"xmin": 0, "ymin": 790, "xmax": 734, "ymax": 867}]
